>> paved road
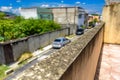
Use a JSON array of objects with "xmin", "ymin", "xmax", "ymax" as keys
[
  {"xmin": 5, "ymin": 48, "xmax": 56, "ymax": 80},
  {"xmin": 5, "ymin": 29, "xmax": 89, "ymax": 80}
]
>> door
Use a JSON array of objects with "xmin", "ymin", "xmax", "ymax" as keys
[{"xmin": 4, "ymin": 44, "xmax": 14, "ymax": 64}]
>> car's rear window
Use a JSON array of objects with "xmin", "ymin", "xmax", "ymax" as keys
[
  {"xmin": 77, "ymin": 29, "xmax": 83, "ymax": 31},
  {"xmin": 54, "ymin": 39, "xmax": 61, "ymax": 42}
]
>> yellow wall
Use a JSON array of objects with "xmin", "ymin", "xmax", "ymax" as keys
[
  {"xmin": 60, "ymin": 27, "xmax": 103, "ymax": 80},
  {"xmin": 102, "ymin": 4, "xmax": 120, "ymax": 44}
]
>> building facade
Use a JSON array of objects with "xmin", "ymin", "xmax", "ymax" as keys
[
  {"xmin": 88, "ymin": 14, "xmax": 100, "ymax": 23},
  {"xmin": 20, "ymin": 7, "xmax": 88, "ymax": 28},
  {"xmin": 105, "ymin": 0, "xmax": 120, "ymax": 5},
  {"xmin": 20, "ymin": 7, "xmax": 53, "ymax": 20},
  {"xmin": 48, "ymin": 7, "xmax": 88, "ymax": 27}
]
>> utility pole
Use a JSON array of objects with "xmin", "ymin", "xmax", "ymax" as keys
[{"xmin": 74, "ymin": 2, "xmax": 80, "ymax": 34}]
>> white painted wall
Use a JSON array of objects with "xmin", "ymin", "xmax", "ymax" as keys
[{"xmin": 20, "ymin": 8, "xmax": 38, "ymax": 19}]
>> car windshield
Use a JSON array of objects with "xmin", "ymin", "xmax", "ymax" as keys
[
  {"xmin": 77, "ymin": 29, "xmax": 83, "ymax": 31},
  {"xmin": 54, "ymin": 39, "xmax": 61, "ymax": 42}
]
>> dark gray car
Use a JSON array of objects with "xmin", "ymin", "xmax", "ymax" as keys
[{"xmin": 76, "ymin": 28, "xmax": 84, "ymax": 35}]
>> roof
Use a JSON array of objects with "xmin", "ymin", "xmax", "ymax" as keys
[
  {"xmin": 21, "ymin": 6, "xmax": 84, "ymax": 10},
  {"xmin": 47, "ymin": 6, "xmax": 83, "ymax": 9},
  {"xmin": 37, "ymin": 8, "xmax": 52, "ymax": 13},
  {"xmin": 21, "ymin": 7, "xmax": 52, "ymax": 13}
]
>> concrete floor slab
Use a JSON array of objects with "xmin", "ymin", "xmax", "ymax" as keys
[{"xmin": 99, "ymin": 44, "xmax": 120, "ymax": 80}]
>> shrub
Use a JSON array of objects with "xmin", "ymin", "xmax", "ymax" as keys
[
  {"xmin": 80, "ymin": 25, "xmax": 86, "ymax": 29},
  {"xmin": 0, "ymin": 18, "xmax": 61, "ymax": 42},
  {"xmin": 89, "ymin": 21, "xmax": 95, "ymax": 27}
]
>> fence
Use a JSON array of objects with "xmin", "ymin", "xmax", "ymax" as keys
[{"xmin": 0, "ymin": 25, "xmax": 74, "ymax": 64}]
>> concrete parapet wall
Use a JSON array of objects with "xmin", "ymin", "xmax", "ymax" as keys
[
  {"xmin": 15, "ymin": 23, "xmax": 104, "ymax": 80},
  {"xmin": 60, "ymin": 26, "xmax": 104, "ymax": 80},
  {"xmin": 12, "ymin": 39, "xmax": 29, "ymax": 61}
]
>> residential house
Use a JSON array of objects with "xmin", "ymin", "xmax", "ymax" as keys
[{"xmin": 88, "ymin": 14, "xmax": 100, "ymax": 23}]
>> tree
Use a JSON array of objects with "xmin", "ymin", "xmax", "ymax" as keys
[
  {"xmin": 0, "ymin": 17, "xmax": 61, "ymax": 42},
  {"xmin": 0, "ymin": 12, "xmax": 6, "ymax": 19}
]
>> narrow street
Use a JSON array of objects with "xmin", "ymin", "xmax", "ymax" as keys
[{"xmin": 5, "ymin": 28, "xmax": 90, "ymax": 80}]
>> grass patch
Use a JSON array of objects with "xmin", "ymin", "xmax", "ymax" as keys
[
  {"xmin": 18, "ymin": 60, "xmax": 28, "ymax": 67},
  {"xmin": 39, "ymin": 46, "xmax": 44, "ymax": 51},
  {"xmin": 0, "ymin": 65, "xmax": 9, "ymax": 80},
  {"xmin": 18, "ymin": 52, "xmax": 33, "ymax": 66}
]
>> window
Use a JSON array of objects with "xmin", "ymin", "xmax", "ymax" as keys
[{"xmin": 78, "ymin": 14, "xmax": 82, "ymax": 18}]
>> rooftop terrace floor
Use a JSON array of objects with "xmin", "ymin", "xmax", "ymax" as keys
[{"xmin": 99, "ymin": 44, "xmax": 120, "ymax": 80}]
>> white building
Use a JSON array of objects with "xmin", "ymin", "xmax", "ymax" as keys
[{"xmin": 20, "ymin": 7, "xmax": 53, "ymax": 20}]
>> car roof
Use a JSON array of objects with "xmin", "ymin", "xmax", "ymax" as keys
[
  {"xmin": 55, "ymin": 37, "xmax": 65, "ymax": 40},
  {"xmin": 77, "ymin": 28, "xmax": 84, "ymax": 30}
]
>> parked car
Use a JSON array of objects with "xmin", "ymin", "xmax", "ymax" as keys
[
  {"xmin": 52, "ymin": 37, "xmax": 71, "ymax": 48},
  {"xmin": 76, "ymin": 28, "xmax": 84, "ymax": 35}
]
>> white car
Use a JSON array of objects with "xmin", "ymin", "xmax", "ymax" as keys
[{"xmin": 52, "ymin": 37, "xmax": 71, "ymax": 48}]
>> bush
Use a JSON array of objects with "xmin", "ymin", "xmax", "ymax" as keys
[
  {"xmin": 0, "ymin": 18, "xmax": 61, "ymax": 42},
  {"xmin": 0, "ymin": 65, "xmax": 9, "ymax": 80},
  {"xmin": 89, "ymin": 21, "xmax": 95, "ymax": 27},
  {"xmin": 80, "ymin": 25, "xmax": 86, "ymax": 29}
]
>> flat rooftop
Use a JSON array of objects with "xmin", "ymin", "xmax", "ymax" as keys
[{"xmin": 99, "ymin": 44, "xmax": 120, "ymax": 80}]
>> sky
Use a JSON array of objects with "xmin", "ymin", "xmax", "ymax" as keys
[{"xmin": 0, "ymin": 0, "xmax": 105, "ymax": 14}]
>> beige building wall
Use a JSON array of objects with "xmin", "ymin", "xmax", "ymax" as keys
[
  {"xmin": 50, "ymin": 7, "xmax": 88, "ymax": 28},
  {"xmin": 51, "ymin": 8, "xmax": 77, "ymax": 25},
  {"xmin": 102, "ymin": 4, "xmax": 120, "ymax": 44}
]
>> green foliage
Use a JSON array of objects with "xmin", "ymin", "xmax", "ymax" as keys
[
  {"xmin": 93, "ymin": 18, "xmax": 98, "ymax": 23},
  {"xmin": 0, "ymin": 65, "xmax": 9, "ymax": 80},
  {"xmin": 0, "ymin": 17, "xmax": 61, "ymax": 42},
  {"xmin": 89, "ymin": 21, "xmax": 95, "ymax": 27},
  {"xmin": 88, "ymin": 18, "xmax": 98, "ymax": 28},
  {"xmin": 0, "ymin": 12, "xmax": 6, "ymax": 19},
  {"xmin": 91, "ymin": 14, "xmax": 100, "ymax": 16},
  {"xmin": 80, "ymin": 25, "xmax": 86, "ymax": 29},
  {"xmin": 14, "ymin": 16, "xmax": 25, "ymax": 23}
]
